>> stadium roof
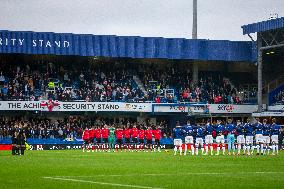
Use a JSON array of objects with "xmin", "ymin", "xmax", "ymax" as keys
[
  {"xmin": 0, "ymin": 30, "xmax": 256, "ymax": 62},
  {"xmin": 242, "ymin": 17, "xmax": 284, "ymax": 35}
]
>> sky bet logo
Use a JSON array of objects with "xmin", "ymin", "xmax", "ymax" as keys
[{"xmin": 217, "ymin": 104, "xmax": 234, "ymax": 112}]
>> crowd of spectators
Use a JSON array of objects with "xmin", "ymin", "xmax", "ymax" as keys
[
  {"xmin": 0, "ymin": 116, "xmax": 169, "ymax": 140},
  {"xmin": 0, "ymin": 60, "xmax": 253, "ymax": 104},
  {"xmin": 0, "ymin": 61, "xmax": 146, "ymax": 102},
  {"xmin": 272, "ymin": 90, "xmax": 284, "ymax": 105},
  {"xmin": 138, "ymin": 64, "xmax": 243, "ymax": 104}
]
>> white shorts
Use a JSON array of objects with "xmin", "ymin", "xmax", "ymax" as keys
[
  {"xmin": 185, "ymin": 136, "xmax": 194, "ymax": 144},
  {"xmin": 216, "ymin": 135, "xmax": 225, "ymax": 144},
  {"xmin": 262, "ymin": 136, "xmax": 270, "ymax": 144},
  {"xmin": 195, "ymin": 138, "xmax": 204, "ymax": 146},
  {"xmin": 255, "ymin": 134, "xmax": 263, "ymax": 143},
  {"xmin": 271, "ymin": 135, "xmax": 278, "ymax": 144},
  {"xmin": 174, "ymin": 139, "xmax": 183, "ymax": 146},
  {"xmin": 237, "ymin": 135, "xmax": 245, "ymax": 144},
  {"xmin": 245, "ymin": 136, "xmax": 254, "ymax": 145},
  {"xmin": 205, "ymin": 135, "xmax": 213, "ymax": 144}
]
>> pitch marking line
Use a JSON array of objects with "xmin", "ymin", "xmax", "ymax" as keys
[
  {"xmin": 43, "ymin": 177, "xmax": 164, "ymax": 189},
  {"xmin": 52, "ymin": 171, "xmax": 284, "ymax": 178}
]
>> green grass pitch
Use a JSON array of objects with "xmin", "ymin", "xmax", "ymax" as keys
[{"xmin": 0, "ymin": 150, "xmax": 283, "ymax": 189}]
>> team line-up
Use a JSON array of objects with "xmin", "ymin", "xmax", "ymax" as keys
[
  {"xmin": 173, "ymin": 118, "xmax": 280, "ymax": 156},
  {"xmin": 81, "ymin": 118, "xmax": 281, "ymax": 156},
  {"xmin": 82, "ymin": 123, "xmax": 163, "ymax": 152}
]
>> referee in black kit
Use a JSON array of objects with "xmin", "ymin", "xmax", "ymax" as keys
[
  {"xmin": 11, "ymin": 125, "xmax": 18, "ymax": 155},
  {"xmin": 11, "ymin": 123, "xmax": 27, "ymax": 155}
]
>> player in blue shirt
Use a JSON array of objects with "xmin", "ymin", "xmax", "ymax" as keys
[
  {"xmin": 262, "ymin": 119, "xmax": 271, "ymax": 155},
  {"xmin": 204, "ymin": 119, "xmax": 214, "ymax": 155},
  {"xmin": 244, "ymin": 118, "xmax": 254, "ymax": 155},
  {"xmin": 271, "ymin": 118, "xmax": 280, "ymax": 155},
  {"xmin": 254, "ymin": 118, "xmax": 264, "ymax": 155},
  {"xmin": 225, "ymin": 119, "xmax": 236, "ymax": 155},
  {"xmin": 182, "ymin": 120, "xmax": 195, "ymax": 156},
  {"xmin": 195, "ymin": 125, "xmax": 205, "ymax": 155},
  {"xmin": 215, "ymin": 120, "xmax": 225, "ymax": 155},
  {"xmin": 236, "ymin": 120, "xmax": 245, "ymax": 155},
  {"xmin": 173, "ymin": 122, "xmax": 183, "ymax": 156}
]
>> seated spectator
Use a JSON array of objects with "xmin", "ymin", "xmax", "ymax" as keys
[{"xmin": 0, "ymin": 72, "xmax": 5, "ymax": 85}]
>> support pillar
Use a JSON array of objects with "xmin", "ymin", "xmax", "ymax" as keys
[
  {"xmin": 192, "ymin": 62, "xmax": 198, "ymax": 84},
  {"xmin": 192, "ymin": 0, "xmax": 197, "ymax": 39},
  {"xmin": 192, "ymin": 0, "xmax": 198, "ymax": 84},
  {"xmin": 257, "ymin": 33, "xmax": 263, "ymax": 112}
]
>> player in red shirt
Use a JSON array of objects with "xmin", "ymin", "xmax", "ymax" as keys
[
  {"xmin": 94, "ymin": 126, "xmax": 101, "ymax": 152},
  {"xmin": 82, "ymin": 128, "xmax": 90, "ymax": 152},
  {"xmin": 89, "ymin": 126, "xmax": 95, "ymax": 152},
  {"xmin": 138, "ymin": 126, "xmax": 145, "ymax": 151},
  {"xmin": 115, "ymin": 126, "xmax": 124, "ymax": 152},
  {"xmin": 153, "ymin": 126, "xmax": 162, "ymax": 152},
  {"xmin": 123, "ymin": 124, "xmax": 131, "ymax": 151},
  {"xmin": 131, "ymin": 124, "xmax": 139, "ymax": 152},
  {"xmin": 101, "ymin": 124, "xmax": 109, "ymax": 152},
  {"xmin": 145, "ymin": 126, "xmax": 153, "ymax": 152}
]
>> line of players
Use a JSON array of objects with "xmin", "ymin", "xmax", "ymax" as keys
[
  {"xmin": 173, "ymin": 118, "xmax": 280, "ymax": 156},
  {"xmin": 82, "ymin": 123, "xmax": 162, "ymax": 152}
]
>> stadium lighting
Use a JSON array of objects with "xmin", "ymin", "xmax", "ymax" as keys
[{"xmin": 265, "ymin": 51, "xmax": 275, "ymax": 55}]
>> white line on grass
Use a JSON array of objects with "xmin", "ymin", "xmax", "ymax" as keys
[
  {"xmin": 43, "ymin": 177, "xmax": 164, "ymax": 189},
  {"xmin": 52, "ymin": 171, "xmax": 284, "ymax": 178}
]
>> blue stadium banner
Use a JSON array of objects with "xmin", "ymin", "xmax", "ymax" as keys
[{"xmin": 0, "ymin": 30, "xmax": 256, "ymax": 61}]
